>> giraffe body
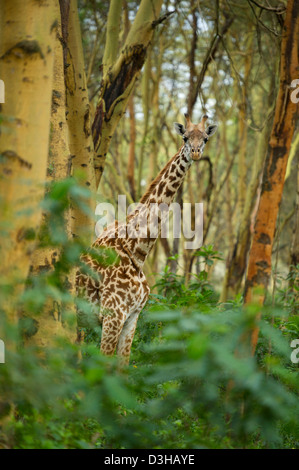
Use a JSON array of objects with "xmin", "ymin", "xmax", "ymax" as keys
[
  {"xmin": 76, "ymin": 114, "xmax": 217, "ymax": 364},
  {"xmin": 76, "ymin": 222, "xmax": 150, "ymax": 359}
]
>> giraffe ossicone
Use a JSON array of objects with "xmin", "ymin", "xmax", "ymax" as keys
[{"xmin": 76, "ymin": 114, "xmax": 218, "ymax": 365}]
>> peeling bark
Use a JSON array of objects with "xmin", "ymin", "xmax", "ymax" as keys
[
  {"xmin": 0, "ymin": 0, "xmax": 57, "ymax": 317},
  {"xmin": 0, "ymin": 0, "xmax": 57, "ymax": 425},
  {"xmin": 243, "ymin": 0, "xmax": 299, "ymax": 354},
  {"xmin": 92, "ymin": 0, "xmax": 164, "ymax": 188},
  {"xmin": 28, "ymin": 5, "xmax": 75, "ymax": 348}
]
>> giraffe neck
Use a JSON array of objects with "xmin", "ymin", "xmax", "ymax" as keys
[{"xmin": 122, "ymin": 145, "xmax": 193, "ymax": 269}]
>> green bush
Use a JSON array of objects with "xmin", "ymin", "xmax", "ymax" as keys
[{"xmin": 0, "ymin": 179, "xmax": 298, "ymax": 449}]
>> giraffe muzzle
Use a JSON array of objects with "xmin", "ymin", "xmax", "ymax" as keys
[{"xmin": 192, "ymin": 151, "xmax": 201, "ymax": 161}]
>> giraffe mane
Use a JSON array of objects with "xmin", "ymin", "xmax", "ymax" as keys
[{"xmin": 139, "ymin": 146, "xmax": 183, "ymax": 205}]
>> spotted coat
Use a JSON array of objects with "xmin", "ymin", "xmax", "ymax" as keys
[{"xmin": 76, "ymin": 114, "xmax": 217, "ymax": 364}]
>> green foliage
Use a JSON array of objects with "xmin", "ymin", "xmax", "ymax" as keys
[
  {"xmin": 1, "ymin": 293, "xmax": 298, "ymax": 449},
  {"xmin": 153, "ymin": 246, "xmax": 220, "ymax": 308},
  {"xmin": 277, "ymin": 265, "xmax": 299, "ymax": 317},
  {"xmin": 0, "ymin": 179, "xmax": 298, "ymax": 449}
]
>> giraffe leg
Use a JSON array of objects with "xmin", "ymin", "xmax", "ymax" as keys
[
  {"xmin": 116, "ymin": 310, "xmax": 140, "ymax": 365},
  {"xmin": 100, "ymin": 309, "xmax": 125, "ymax": 357}
]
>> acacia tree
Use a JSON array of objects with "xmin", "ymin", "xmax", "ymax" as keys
[
  {"xmin": 91, "ymin": 0, "xmax": 166, "ymax": 188},
  {"xmin": 24, "ymin": 0, "xmax": 170, "ymax": 345},
  {"xmin": 28, "ymin": 6, "xmax": 77, "ymax": 349},
  {"xmin": 0, "ymin": 0, "xmax": 57, "ymax": 323},
  {"xmin": 60, "ymin": 0, "xmax": 97, "ymax": 244},
  {"xmin": 290, "ymin": 153, "xmax": 299, "ymax": 273},
  {"xmin": 220, "ymin": 99, "xmax": 275, "ymax": 301},
  {"xmin": 243, "ymin": 0, "xmax": 299, "ymax": 354},
  {"xmin": 0, "ymin": 0, "xmax": 58, "ymax": 426}
]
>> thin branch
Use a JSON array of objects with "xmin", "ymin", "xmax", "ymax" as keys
[
  {"xmin": 152, "ymin": 10, "xmax": 176, "ymax": 28},
  {"xmin": 248, "ymin": 0, "xmax": 286, "ymax": 13},
  {"xmin": 247, "ymin": 0, "xmax": 281, "ymax": 36},
  {"xmin": 200, "ymin": 156, "xmax": 214, "ymax": 203},
  {"xmin": 190, "ymin": 14, "xmax": 234, "ymax": 111}
]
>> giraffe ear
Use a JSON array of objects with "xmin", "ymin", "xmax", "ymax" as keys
[
  {"xmin": 206, "ymin": 124, "xmax": 218, "ymax": 136},
  {"xmin": 174, "ymin": 122, "xmax": 185, "ymax": 136}
]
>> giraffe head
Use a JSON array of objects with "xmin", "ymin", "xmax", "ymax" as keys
[{"xmin": 174, "ymin": 113, "xmax": 217, "ymax": 161}]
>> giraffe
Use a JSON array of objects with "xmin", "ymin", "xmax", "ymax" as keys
[{"xmin": 76, "ymin": 113, "xmax": 217, "ymax": 364}]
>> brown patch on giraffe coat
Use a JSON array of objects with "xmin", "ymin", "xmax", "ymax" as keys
[
  {"xmin": 165, "ymin": 188, "xmax": 175, "ymax": 198},
  {"xmin": 118, "ymin": 280, "xmax": 130, "ymax": 290},
  {"xmin": 176, "ymin": 168, "xmax": 184, "ymax": 177},
  {"xmin": 139, "ymin": 149, "xmax": 182, "ymax": 204},
  {"xmin": 157, "ymin": 182, "xmax": 166, "ymax": 197},
  {"xmin": 135, "ymin": 247, "xmax": 147, "ymax": 260},
  {"xmin": 172, "ymin": 180, "xmax": 182, "ymax": 190}
]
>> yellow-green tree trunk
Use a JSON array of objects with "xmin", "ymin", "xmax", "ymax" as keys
[
  {"xmin": 61, "ymin": 0, "xmax": 97, "ymax": 244},
  {"xmin": 28, "ymin": 5, "xmax": 75, "ymax": 348},
  {"xmin": 0, "ymin": 0, "xmax": 57, "ymax": 426},
  {"xmin": 92, "ymin": 0, "xmax": 164, "ymax": 188},
  {"xmin": 0, "ymin": 0, "xmax": 57, "ymax": 322}
]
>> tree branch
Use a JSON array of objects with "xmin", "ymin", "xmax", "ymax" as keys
[
  {"xmin": 152, "ymin": 9, "xmax": 176, "ymax": 28},
  {"xmin": 248, "ymin": 0, "xmax": 286, "ymax": 13},
  {"xmin": 190, "ymin": 14, "xmax": 234, "ymax": 111}
]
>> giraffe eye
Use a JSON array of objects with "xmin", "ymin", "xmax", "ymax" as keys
[
  {"xmin": 203, "ymin": 137, "xmax": 208, "ymax": 144},
  {"xmin": 183, "ymin": 136, "xmax": 188, "ymax": 142}
]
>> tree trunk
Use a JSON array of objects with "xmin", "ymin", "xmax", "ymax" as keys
[
  {"xmin": 60, "ymin": 0, "xmax": 97, "ymax": 244},
  {"xmin": 237, "ymin": 33, "xmax": 253, "ymax": 218},
  {"xmin": 127, "ymin": 95, "xmax": 136, "ymax": 200},
  {"xmin": 28, "ymin": 4, "xmax": 75, "ymax": 348},
  {"xmin": 220, "ymin": 103, "xmax": 275, "ymax": 301},
  {"xmin": 289, "ymin": 152, "xmax": 299, "ymax": 289},
  {"xmin": 0, "ymin": 0, "xmax": 57, "ymax": 322},
  {"xmin": 137, "ymin": 50, "xmax": 151, "ymax": 199},
  {"xmin": 285, "ymin": 128, "xmax": 299, "ymax": 180},
  {"xmin": 223, "ymin": 122, "xmax": 235, "ymax": 255},
  {"xmin": 102, "ymin": 0, "xmax": 122, "ymax": 77},
  {"xmin": 32, "ymin": 2, "xmax": 71, "ymax": 258},
  {"xmin": 92, "ymin": 0, "xmax": 164, "ymax": 188},
  {"xmin": 0, "ymin": 0, "xmax": 57, "ymax": 426},
  {"xmin": 244, "ymin": 0, "xmax": 299, "ymax": 354},
  {"xmin": 147, "ymin": 35, "xmax": 163, "ymax": 186}
]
